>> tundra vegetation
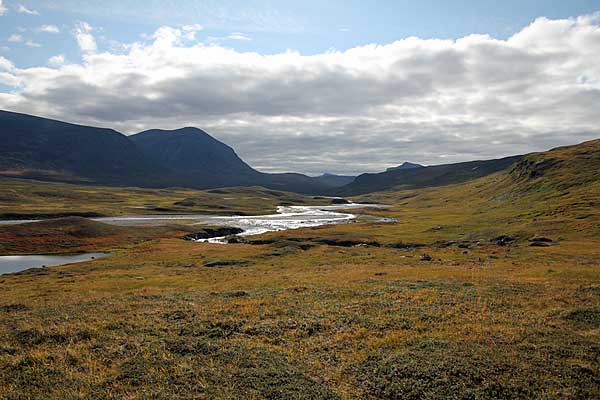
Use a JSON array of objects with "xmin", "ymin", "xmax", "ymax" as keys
[{"xmin": 0, "ymin": 140, "xmax": 599, "ymax": 399}]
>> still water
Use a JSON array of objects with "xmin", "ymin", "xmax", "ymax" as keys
[{"xmin": 0, "ymin": 253, "xmax": 109, "ymax": 275}]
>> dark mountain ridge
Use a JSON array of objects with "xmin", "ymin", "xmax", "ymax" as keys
[
  {"xmin": 336, "ymin": 155, "xmax": 523, "ymax": 195},
  {"xmin": 386, "ymin": 161, "xmax": 424, "ymax": 172},
  {"xmin": 0, "ymin": 110, "xmax": 336, "ymax": 194},
  {"xmin": 0, "ymin": 110, "xmax": 168, "ymax": 186}
]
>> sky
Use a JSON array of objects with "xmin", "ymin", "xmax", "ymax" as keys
[{"xmin": 0, "ymin": 1, "xmax": 599, "ymax": 175}]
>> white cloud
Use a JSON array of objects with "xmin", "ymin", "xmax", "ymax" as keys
[
  {"xmin": 7, "ymin": 34, "xmax": 23, "ymax": 42},
  {"xmin": 0, "ymin": 1, "xmax": 7, "ymax": 16},
  {"xmin": 25, "ymin": 40, "xmax": 41, "ymax": 47},
  {"xmin": 0, "ymin": 56, "xmax": 19, "ymax": 86},
  {"xmin": 181, "ymin": 24, "xmax": 203, "ymax": 41},
  {"xmin": 182, "ymin": 24, "xmax": 203, "ymax": 32},
  {"xmin": 39, "ymin": 24, "xmax": 60, "ymax": 34},
  {"xmin": 47, "ymin": 54, "xmax": 65, "ymax": 67},
  {"xmin": 0, "ymin": 55, "xmax": 14, "ymax": 71},
  {"xmin": 226, "ymin": 32, "xmax": 251, "ymax": 41},
  {"xmin": 17, "ymin": 4, "xmax": 39, "ymax": 15},
  {"xmin": 73, "ymin": 21, "xmax": 97, "ymax": 53},
  {"xmin": 0, "ymin": 72, "xmax": 21, "ymax": 86},
  {"xmin": 1, "ymin": 15, "xmax": 600, "ymax": 174}
]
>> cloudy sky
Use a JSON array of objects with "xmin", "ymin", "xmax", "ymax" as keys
[{"xmin": 0, "ymin": 1, "xmax": 599, "ymax": 175}]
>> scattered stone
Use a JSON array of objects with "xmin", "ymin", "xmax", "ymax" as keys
[
  {"xmin": 223, "ymin": 290, "xmax": 248, "ymax": 297},
  {"xmin": 184, "ymin": 227, "xmax": 244, "ymax": 241},
  {"xmin": 529, "ymin": 241, "xmax": 551, "ymax": 247},
  {"xmin": 387, "ymin": 242, "xmax": 425, "ymax": 250},
  {"xmin": 226, "ymin": 236, "xmax": 245, "ymax": 244},
  {"xmin": 492, "ymin": 235, "xmax": 515, "ymax": 246},
  {"xmin": 315, "ymin": 238, "xmax": 381, "ymax": 247},
  {"xmin": 529, "ymin": 237, "xmax": 553, "ymax": 246},
  {"xmin": 434, "ymin": 240, "xmax": 456, "ymax": 248},
  {"xmin": 204, "ymin": 260, "xmax": 250, "ymax": 267},
  {"xmin": 420, "ymin": 253, "xmax": 433, "ymax": 261}
]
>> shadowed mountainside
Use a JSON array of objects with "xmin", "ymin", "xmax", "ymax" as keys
[
  {"xmin": 0, "ymin": 110, "xmax": 169, "ymax": 186},
  {"xmin": 0, "ymin": 111, "xmax": 342, "ymax": 194},
  {"xmin": 336, "ymin": 155, "xmax": 523, "ymax": 195}
]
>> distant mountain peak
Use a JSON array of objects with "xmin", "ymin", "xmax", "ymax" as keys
[{"xmin": 386, "ymin": 161, "xmax": 425, "ymax": 172}]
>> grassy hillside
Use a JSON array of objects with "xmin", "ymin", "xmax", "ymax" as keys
[
  {"xmin": 0, "ymin": 217, "xmax": 194, "ymax": 255},
  {"xmin": 0, "ymin": 139, "xmax": 598, "ymax": 398}
]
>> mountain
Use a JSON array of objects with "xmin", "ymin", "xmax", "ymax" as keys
[
  {"xmin": 130, "ymin": 128, "xmax": 261, "ymax": 188},
  {"xmin": 130, "ymin": 128, "xmax": 335, "ymax": 193},
  {"xmin": 0, "ymin": 110, "xmax": 168, "ymax": 186},
  {"xmin": 0, "ymin": 111, "xmax": 339, "ymax": 194},
  {"xmin": 336, "ymin": 155, "xmax": 523, "ymax": 195},
  {"xmin": 313, "ymin": 173, "xmax": 355, "ymax": 187},
  {"xmin": 386, "ymin": 162, "xmax": 424, "ymax": 172}
]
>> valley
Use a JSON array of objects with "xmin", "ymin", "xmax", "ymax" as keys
[
  {"xmin": 0, "ymin": 132, "xmax": 598, "ymax": 398},
  {"xmin": 1, "ymin": 3, "xmax": 599, "ymax": 398}
]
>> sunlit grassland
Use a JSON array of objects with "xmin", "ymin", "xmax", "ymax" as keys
[{"xmin": 0, "ymin": 235, "xmax": 598, "ymax": 398}]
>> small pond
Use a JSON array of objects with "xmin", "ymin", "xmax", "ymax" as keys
[{"xmin": 0, "ymin": 253, "xmax": 110, "ymax": 275}]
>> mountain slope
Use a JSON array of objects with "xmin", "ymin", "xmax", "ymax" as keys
[
  {"xmin": 313, "ymin": 173, "xmax": 355, "ymax": 187},
  {"xmin": 353, "ymin": 138, "xmax": 600, "ymax": 242},
  {"xmin": 130, "ymin": 128, "xmax": 260, "ymax": 187},
  {"xmin": 0, "ymin": 110, "xmax": 168, "ymax": 186},
  {"xmin": 386, "ymin": 161, "xmax": 424, "ymax": 172},
  {"xmin": 0, "ymin": 111, "xmax": 335, "ymax": 194},
  {"xmin": 337, "ymin": 155, "xmax": 522, "ymax": 195},
  {"xmin": 129, "ymin": 128, "xmax": 334, "ymax": 193}
]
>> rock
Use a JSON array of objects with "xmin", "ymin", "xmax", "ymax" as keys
[
  {"xmin": 420, "ymin": 253, "xmax": 433, "ymax": 261},
  {"xmin": 434, "ymin": 240, "xmax": 456, "ymax": 248},
  {"xmin": 529, "ymin": 241, "xmax": 551, "ymax": 247},
  {"xmin": 315, "ymin": 238, "xmax": 381, "ymax": 247},
  {"xmin": 183, "ymin": 227, "xmax": 244, "ymax": 241},
  {"xmin": 226, "ymin": 236, "xmax": 246, "ymax": 244},
  {"xmin": 386, "ymin": 242, "xmax": 425, "ymax": 250},
  {"xmin": 203, "ymin": 260, "xmax": 250, "ymax": 267},
  {"xmin": 529, "ymin": 237, "xmax": 553, "ymax": 243},
  {"xmin": 248, "ymin": 239, "xmax": 276, "ymax": 245},
  {"xmin": 492, "ymin": 235, "xmax": 515, "ymax": 246},
  {"xmin": 330, "ymin": 198, "xmax": 350, "ymax": 204}
]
